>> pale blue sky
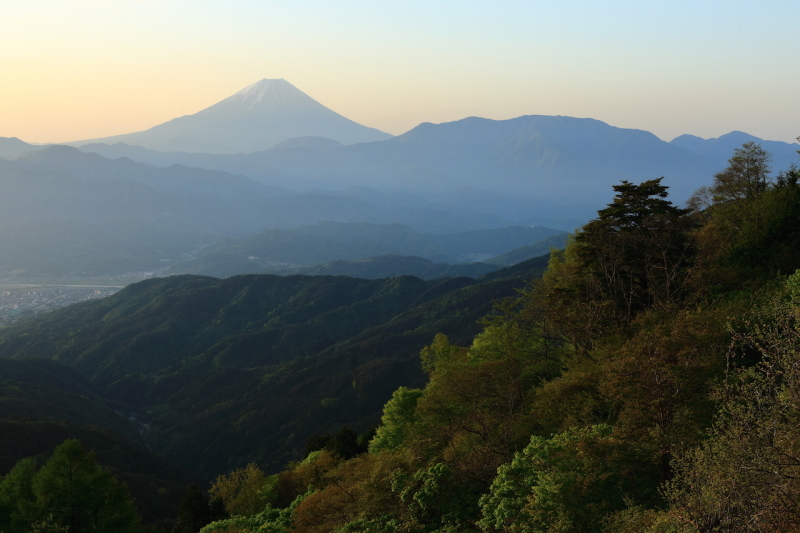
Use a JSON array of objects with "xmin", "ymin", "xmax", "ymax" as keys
[{"xmin": 1, "ymin": 0, "xmax": 798, "ymax": 143}]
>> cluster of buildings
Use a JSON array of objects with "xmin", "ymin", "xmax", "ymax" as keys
[{"xmin": 0, "ymin": 286, "xmax": 119, "ymax": 326}]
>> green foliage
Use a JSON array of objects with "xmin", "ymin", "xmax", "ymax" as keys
[
  {"xmin": 710, "ymin": 141, "xmax": 772, "ymax": 203},
  {"xmin": 369, "ymin": 388, "xmax": 424, "ymax": 454},
  {"xmin": 199, "ymin": 490, "xmax": 310, "ymax": 533},
  {"xmin": 305, "ymin": 427, "xmax": 371, "ymax": 460},
  {"xmin": 34, "ymin": 439, "xmax": 139, "ymax": 533},
  {"xmin": 210, "ymin": 464, "xmax": 271, "ymax": 518},
  {"xmin": 0, "ymin": 419, "xmax": 201, "ymax": 529},
  {"xmin": 392, "ymin": 462, "xmax": 482, "ymax": 531},
  {"xmin": 689, "ymin": 143, "xmax": 800, "ymax": 283},
  {"xmin": 0, "ymin": 258, "xmax": 547, "ymax": 478},
  {"xmin": 663, "ymin": 270, "xmax": 800, "ymax": 532},
  {"xmin": 0, "ymin": 440, "xmax": 139, "ymax": 533},
  {"xmin": 0, "ymin": 458, "xmax": 39, "ymax": 533},
  {"xmin": 478, "ymin": 425, "xmax": 653, "ymax": 533},
  {"xmin": 332, "ymin": 515, "xmax": 400, "ymax": 533}
]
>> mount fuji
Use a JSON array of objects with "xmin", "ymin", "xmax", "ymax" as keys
[{"xmin": 71, "ymin": 79, "xmax": 392, "ymax": 154}]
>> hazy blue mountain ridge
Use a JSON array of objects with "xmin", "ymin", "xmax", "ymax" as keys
[
  {"xmin": 16, "ymin": 144, "xmax": 296, "ymax": 199},
  {"xmin": 484, "ymin": 233, "xmax": 570, "ymax": 266},
  {"xmin": 71, "ymin": 115, "xmax": 733, "ymax": 223},
  {"xmin": 280, "ymin": 255, "xmax": 501, "ymax": 280},
  {"xmin": 671, "ymin": 131, "xmax": 800, "ymax": 174},
  {"xmin": 166, "ymin": 222, "xmax": 567, "ymax": 278},
  {"xmin": 0, "ymin": 136, "xmax": 39, "ymax": 159},
  {"xmin": 0, "ymin": 151, "xmax": 528, "ymax": 276}
]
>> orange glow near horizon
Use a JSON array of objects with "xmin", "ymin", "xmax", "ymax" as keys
[{"xmin": 1, "ymin": 1, "xmax": 798, "ymax": 145}]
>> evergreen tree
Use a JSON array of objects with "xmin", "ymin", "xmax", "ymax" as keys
[
  {"xmin": 33, "ymin": 440, "xmax": 139, "ymax": 533},
  {"xmin": 576, "ymin": 177, "xmax": 694, "ymax": 321}
]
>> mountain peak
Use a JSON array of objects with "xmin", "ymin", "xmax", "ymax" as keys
[
  {"xmin": 209, "ymin": 78, "xmax": 319, "ymax": 113},
  {"xmin": 69, "ymin": 79, "xmax": 392, "ymax": 153}
]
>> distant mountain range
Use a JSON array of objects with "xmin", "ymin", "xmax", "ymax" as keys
[
  {"xmin": 69, "ymin": 79, "xmax": 392, "ymax": 153},
  {"xmin": 0, "ymin": 136, "xmax": 39, "ymax": 159},
  {"xmin": 283, "ymin": 255, "xmax": 501, "ymax": 280},
  {"xmin": 670, "ymin": 131, "xmax": 800, "ymax": 175},
  {"xmin": 66, "ymin": 118, "xmax": 800, "ymax": 221},
  {"xmin": 1, "ymin": 85, "xmax": 797, "ymax": 280},
  {"xmin": 4, "ymin": 93, "xmax": 797, "ymax": 225},
  {"xmin": 0, "ymin": 148, "xmax": 525, "ymax": 277}
]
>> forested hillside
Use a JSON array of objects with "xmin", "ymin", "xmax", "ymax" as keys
[
  {"xmin": 180, "ymin": 141, "xmax": 800, "ymax": 533},
  {"xmin": 2, "ymin": 140, "xmax": 800, "ymax": 533},
  {"xmin": 0, "ymin": 258, "xmax": 549, "ymax": 484}
]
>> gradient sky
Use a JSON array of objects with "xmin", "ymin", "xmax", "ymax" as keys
[{"xmin": 1, "ymin": 0, "xmax": 798, "ymax": 144}]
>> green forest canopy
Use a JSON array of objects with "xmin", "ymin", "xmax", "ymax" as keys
[{"xmin": 192, "ymin": 141, "xmax": 800, "ymax": 533}]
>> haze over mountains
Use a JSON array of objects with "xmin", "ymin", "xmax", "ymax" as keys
[
  {"xmin": 71, "ymin": 79, "xmax": 392, "ymax": 153},
  {"xmin": 0, "ymin": 78, "xmax": 797, "ymax": 281}
]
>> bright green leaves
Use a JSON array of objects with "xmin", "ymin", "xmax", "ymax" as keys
[
  {"xmin": 392, "ymin": 462, "xmax": 482, "ymax": 532},
  {"xmin": 479, "ymin": 425, "xmax": 658, "ymax": 533},
  {"xmin": 419, "ymin": 333, "xmax": 463, "ymax": 376},
  {"xmin": 369, "ymin": 387, "xmax": 424, "ymax": 454}
]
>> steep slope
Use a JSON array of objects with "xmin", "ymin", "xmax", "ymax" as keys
[
  {"xmin": 0, "ymin": 358, "xmax": 142, "ymax": 444},
  {"xmin": 71, "ymin": 79, "xmax": 392, "ymax": 153}
]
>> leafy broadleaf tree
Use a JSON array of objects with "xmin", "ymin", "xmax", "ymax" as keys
[
  {"xmin": 368, "ymin": 387, "xmax": 424, "ymax": 454},
  {"xmin": 209, "ymin": 463, "xmax": 272, "ymax": 518},
  {"xmin": 711, "ymin": 141, "xmax": 772, "ymax": 204},
  {"xmin": 664, "ymin": 271, "xmax": 800, "ymax": 532},
  {"xmin": 479, "ymin": 425, "xmax": 657, "ymax": 533}
]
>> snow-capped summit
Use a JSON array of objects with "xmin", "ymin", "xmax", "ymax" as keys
[
  {"xmin": 71, "ymin": 79, "xmax": 391, "ymax": 154},
  {"xmin": 215, "ymin": 79, "xmax": 315, "ymax": 111},
  {"xmin": 193, "ymin": 79, "xmax": 327, "ymax": 118}
]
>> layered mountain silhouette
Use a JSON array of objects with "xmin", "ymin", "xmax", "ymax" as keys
[
  {"xmin": 0, "ymin": 136, "xmax": 39, "ymax": 159},
  {"xmin": 71, "ymin": 79, "xmax": 392, "ymax": 153},
  {"xmin": 164, "ymin": 221, "xmax": 566, "ymax": 278},
  {"xmin": 671, "ymin": 131, "xmax": 800, "ymax": 173},
  {"xmin": 74, "ymin": 115, "xmax": 747, "ymax": 214}
]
